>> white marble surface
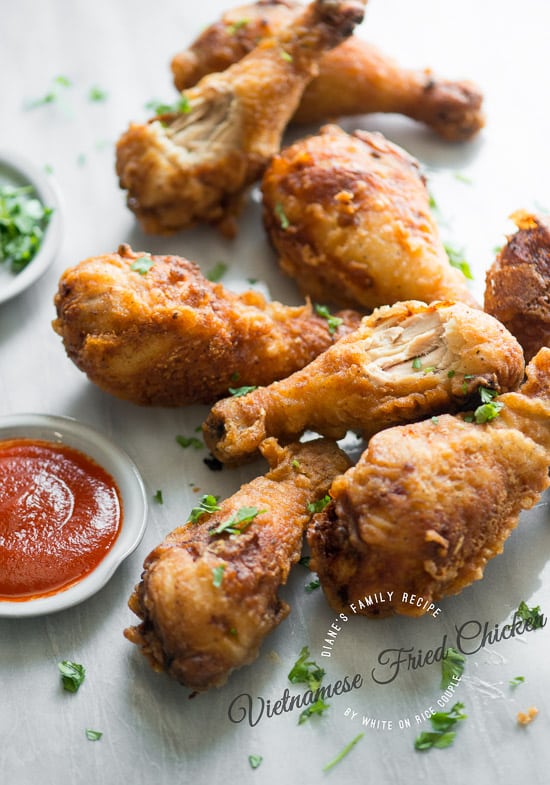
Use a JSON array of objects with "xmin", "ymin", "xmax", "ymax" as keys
[{"xmin": 1, "ymin": 1, "xmax": 549, "ymax": 783}]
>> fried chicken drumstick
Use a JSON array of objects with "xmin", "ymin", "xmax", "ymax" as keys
[
  {"xmin": 172, "ymin": 0, "xmax": 484, "ymax": 142},
  {"xmin": 52, "ymin": 244, "xmax": 360, "ymax": 406},
  {"xmin": 203, "ymin": 300, "xmax": 524, "ymax": 464},
  {"xmin": 125, "ymin": 437, "xmax": 351, "ymax": 690},
  {"xmin": 308, "ymin": 348, "xmax": 550, "ymax": 617},
  {"xmin": 116, "ymin": 0, "xmax": 366, "ymax": 236},
  {"xmin": 485, "ymin": 211, "xmax": 550, "ymax": 362},
  {"xmin": 261, "ymin": 125, "xmax": 477, "ymax": 310}
]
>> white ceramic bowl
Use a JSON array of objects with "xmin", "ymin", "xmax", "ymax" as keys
[
  {"xmin": 0, "ymin": 413, "xmax": 148, "ymax": 617},
  {"xmin": 0, "ymin": 150, "xmax": 63, "ymax": 304}
]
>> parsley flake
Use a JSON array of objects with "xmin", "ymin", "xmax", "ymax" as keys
[
  {"xmin": 227, "ymin": 18, "xmax": 250, "ymax": 35},
  {"xmin": 441, "ymin": 647, "xmax": 466, "ymax": 689},
  {"xmin": 176, "ymin": 435, "xmax": 203, "ymax": 450},
  {"xmin": 209, "ymin": 506, "xmax": 265, "ymax": 536},
  {"xmin": 517, "ymin": 600, "xmax": 545, "ymax": 629},
  {"xmin": 307, "ymin": 495, "xmax": 331, "ymax": 514},
  {"xmin": 274, "ymin": 202, "xmax": 290, "ymax": 230},
  {"xmin": 212, "ymin": 564, "xmax": 226, "ymax": 588},
  {"xmin": 444, "ymin": 243, "xmax": 474, "ymax": 280},
  {"xmin": 206, "ymin": 261, "xmax": 228, "ymax": 282},
  {"xmin": 305, "ymin": 577, "xmax": 321, "ymax": 593},
  {"xmin": 130, "ymin": 256, "xmax": 154, "ymax": 275},
  {"xmin": 229, "ymin": 385, "xmax": 257, "ymax": 397},
  {"xmin": 314, "ymin": 304, "xmax": 343, "ymax": 335},
  {"xmin": 509, "ymin": 675, "xmax": 525, "ymax": 688},
  {"xmin": 414, "ymin": 702, "xmax": 466, "ymax": 751},
  {"xmin": 146, "ymin": 93, "xmax": 191, "ymax": 116},
  {"xmin": 153, "ymin": 489, "xmax": 164, "ymax": 504},
  {"xmin": 280, "ymin": 49, "xmax": 293, "ymax": 62},
  {"xmin": 288, "ymin": 646, "xmax": 324, "ymax": 691},
  {"xmin": 299, "ymin": 697, "xmax": 330, "ymax": 724},
  {"xmin": 58, "ymin": 660, "xmax": 86, "ymax": 693},
  {"xmin": 322, "ymin": 733, "xmax": 364, "ymax": 772},
  {"xmin": 0, "ymin": 185, "xmax": 53, "ymax": 273},
  {"xmin": 412, "ymin": 357, "xmax": 423, "ymax": 370},
  {"xmin": 188, "ymin": 494, "xmax": 221, "ymax": 523},
  {"xmin": 248, "ymin": 754, "xmax": 263, "ymax": 770},
  {"xmin": 88, "ymin": 86, "xmax": 108, "ymax": 102},
  {"xmin": 85, "ymin": 729, "xmax": 102, "ymax": 741}
]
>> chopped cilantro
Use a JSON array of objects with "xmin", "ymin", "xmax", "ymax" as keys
[
  {"xmin": 58, "ymin": 660, "xmax": 86, "ymax": 693},
  {"xmin": 322, "ymin": 733, "xmax": 364, "ymax": 772},
  {"xmin": 298, "ymin": 556, "xmax": 311, "ymax": 568},
  {"xmin": 314, "ymin": 304, "xmax": 343, "ymax": 335},
  {"xmin": 292, "ymin": 458, "xmax": 301, "ymax": 470},
  {"xmin": 441, "ymin": 647, "xmax": 465, "ymax": 689},
  {"xmin": 129, "ymin": 256, "xmax": 154, "ymax": 275},
  {"xmin": 444, "ymin": 243, "xmax": 474, "ymax": 280},
  {"xmin": 431, "ymin": 416, "xmax": 439, "ymax": 425},
  {"xmin": 280, "ymin": 49, "xmax": 293, "ymax": 63},
  {"xmin": 248, "ymin": 754, "xmax": 263, "ymax": 770},
  {"xmin": 298, "ymin": 697, "xmax": 330, "ymax": 724},
  {"xmin": 305, "ymin": 577, "xmax": 321, "ymax": 593},
  {"xmin": 146, "ymin": 93, "xmax": 191, "ymax": 116},
  {"xmin": 411, "ymin": 357, "xmax": 422, "ymax": 370},
  {"xmin": 25, "ymin": 75, "xmax": 72, "ymax": 109},
  {"xmin": 229, "ymin": 385, "xmax": 257, "ymax": 397},
  {"xmin": 85, "ymin": 729, "xmax": 102, "ymax": 741},
  {"xmin": 473, "ymin": 400, "xmax": 503, "ymax": 424},
  {"xmin": 517, "ymin": 600, "xmax": 545, "ymax": 629},
  {"xmin": 212, "ymin": 564, "xmax": 226, "ymax": 588},
  {"xmin": 307, "ymin": 495, "xmax": 331, "ymax": 514},
  {"xmin": 206, "ymin": 261, "xmax": 228, "ymax": 282},
  {"xmin": 447, "ymin": 370, "xmax": 456, "ymax": 378},
  {"xmin": 414, "ymin": 702, "xmax": 466, "ymax": 751},
  {"xmin": 209, "ymin": 506, "xmax": 265, "ymax": 536},
  {"xmin": 0, "ymin": 185, "xmax": 53, "ymax": 273},
  {"xmin": 88, "ymin": 85, "xmax": 108, "ymax": 102},
  {"xmin": 153, "ymin": 489, "xmax": 164, "ymax": 504},
  {"xmin": 227, "ymin": 18, "xmax": 250, "ymax": 35},
  {"xmin": 188, "ymin": 494, "xmax": 221, "ymax": 523},
  {"xmin": 288, "ymin": 646, "xmax": 324, "ymax": 691},
  {"xmin": 274, "ymin": 202, "xmax": 290, "ymax": 230},
  {"xmin": 423, "ymin": 366, "xmax": 436, "ymax": 374},
  {"xmin": 176, "ymin": 435, "xmax": 203, "ymax": 449},
  {"xmin": 509, "ymin": 675, "xmax": 525, "ymax": 688}
]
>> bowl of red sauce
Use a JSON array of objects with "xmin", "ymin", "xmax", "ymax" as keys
[{"xmin": 0, "ymin": 413, "xmax": 148, "ymax": 617}]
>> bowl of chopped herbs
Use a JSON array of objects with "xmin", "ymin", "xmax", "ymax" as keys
[{"xmin": 0, "ymin": 150, "xmax": 62, "ymax": 304}]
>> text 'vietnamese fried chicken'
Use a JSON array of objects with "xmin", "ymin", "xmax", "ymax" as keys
[
  {"xmin": 52, "ymin": 244, "xmax": 360, "ymax": 406},
  {"xmin": 485, "ymin": 210, "xmax": 550, "ymax": 362},
  {"xmin": 171, "ymin": 0, "xmax": 485, "ymax": 142},
  {"xmin": 116, "ymin": 0, "xmax": 366, "ymax": 236},
  {"xmin": 125, "ymin": 437, "xmax": 351, "ymax": 690},
  {"xmin": 261, "ymin": 125, "xmax": 477, "ymax": 310},
  {"xmin": 203, "ymin": 300, "xmax": 524, "ymax": 464},
  {"xmin": 308, "ymin": 349, "xmax": 550, "ymax": 617}
]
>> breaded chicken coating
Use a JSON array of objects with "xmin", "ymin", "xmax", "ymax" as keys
[
  {"xmin": 308, "ymin": 349, "xmax": 550, "ymax": 617},
  {"xmin": 116, "ymin": 0, "xmax": 366, "ymax": 236},
  {"xmin": 124, "ymin": 437, "xmax": 351, "ymax": 690},
  {"xmin": 261, "ymin": 125, "xmax": 477, "ymax": 310},
  {"xmin": 172, "ymin": 0, "xmax": 484, "ymax": 142},
  {"xmin": 203, "ymin": 300, "xmax": 524, "ymax": 463},
  {"xmin": 485, "ymin": 211, "xmax": 550, "ymax": 362},
  {"xmin": 52, "ymin": 244, "xmax": 360, "ymax": 406}
]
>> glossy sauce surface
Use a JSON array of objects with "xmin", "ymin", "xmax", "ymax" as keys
[{"xmin": 0, "ymin": 438, "xmax": 122, "ymax": 600}]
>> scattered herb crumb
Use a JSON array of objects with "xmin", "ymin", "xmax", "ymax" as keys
[
  {"xmin": 0, "ymin": 185, "xmax": 53, "ymax": 273},
  {"xmin": 146, "ymin": 93, "xmax": 191, "ymax": 116},
  {"xmin": 412, "ymin": 357, "xmax": 422, "ymax": 370},
  {"xmin": 305, "ymin": 577, "xmax": 321, "ymax": 593},
  {"xmin": 274, "ymin": 202, "xmax": 290, "ymax": 230},
  {"xmin": 227, "ymin": 18, "xmax": 250, "ymax": 35},
  {"xmin": 299, "ymin": 697, "xmax": 329, "ymax": 724},
  {"xmin": 322, "ymin": 733, "xmax": 364, "ymax": 772},
  {"xmin": 280, "ymin": 49, "xmax": 293, "ymax": 62},
  {"xmin": 444, "ymin": 243, "xmax": 474, "ymax": 280},
  {"xmin": 25, "ymin": 75, "xmax": 72, "ymax": 109},
  {"xmin": 229, "ymin": 385, "xmax": 257, "ymax": 397},
  {"xmin": 212, "ymin": 564, "xmax": 226, "ymax": 588},
  {"xmin": 288, "ymin": 646, "xmax": 325, "ymax": 691},
  {"xmin": 130, "ymin": 256, "xmax": 154, "ymax": 275},
  {"xmin": 188, "ymin": 494, "xmax": 221, "ymax": 523},
  {"xmin": 291, "ymin": 458, "xmax": 301, "ymax": 470},
  {"xmin": 307, "ymin": 495, "xmax": 331, "ymax": 514},
  {"xmin": 509, "ymin": 675, "xmax": 525, "ymax": 688},
  {"xmin": 58, "ymin": 660, "xmax": 86, "ymax": 693},
  {"xmin": 176, "ymin": 435, "xmax": 203, "ymax": 450},
  {"xmin": 314, "ymin": 304, "xmax": 343, "ymax": 335},
  {"xmin": 85, "ymin": 729, "xmax": 103, "ymax": 741},
  {"xmin": 248, "ymin": 754, "xmax": 263, "ymax": 770},
  {"xmin": 88, "ymin": 85, "xmax": 108, "ymax": 102},
  {"xmin": 516, "ymin": 600, "xmax": 546, "ymax": 629},
  {"xmin": 153, "ymin": 489, "xmax": 164, "ymax": 504},
  {"xmin": 206, "ymin": 261, "xmax": 228, "ymax": 282},
  {"xmin": 454, "ymin": 171, "xmax": 473, "ymax": 185},
  {"xmin": 298, "ymin": 556, "xmax": 311, "ymax": 568},
  {"xmin": 441, "ymin": 647, "xmax": 465, "ymax": 689},
  {"xmin": 209, "ymin": 506, "xmax": 265, "ymax": 537},
  {"xmin": 414, "ymin": 702, "xmax": 466, "ymax": 751}
]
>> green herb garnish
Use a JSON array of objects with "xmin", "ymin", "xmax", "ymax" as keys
[
  {"xmin": 146, "ymin": 93, "xmax": 191, "ymax": 116},
  {"xmin": 85, "ymin": 729, "xmax": 102, "ymax": 741},
  {"xmin": 130, "ymin": 255, "xmax": 154, "ymax": 275},
  {"xmin": 441, "ymin": 647, "xmax": 466, "ymax": 689},
  {"xmin": 206, "ymin": 261, "xmax": 228, "ymax": 282},
  {"xmin": 322, "ymin": 733, "xmax": 364, "ymax": 772},
  {"xmin": 88, "ymin": 86, "xmax": 108, "ymax": 102},
  {"xmin": 288, "ymin": 646, "xmax": 324, "ymax": 691},
  {"xmin": 299, "ymin": 697, "xmax": 330, "ymax": 724},
  {"xmin": 0, "ymin": 185, "xmax": 53, "ymax": 273},
  {"xmin": 314, "ymin": 304, "xmax": 343, "ymax": 335},
  {"xmin": 472, "ymin": 387, "xmax": 504, "ymax": 423},
  {"xmin": 229, "ymin": 385, "xmax": 257, "ymax": 397},
  {"xmin": 307, "ymin": 495, "xmax": 331, "ymax": 514},
  {"xmin": 58, "ymin": 660, "xmax": 86, "ymax": 693},
  {"xmin": 509, "ymin": 675, "xmax": 525, "ymax": 688},
  {"xmin": 274, "ymin": 202, "xmax": 290, "ymax": 230},
  {"xmin": 248, "ymin": 754, "xmax": 263, "ymax": 770},
  {"xmin": 298, "ymin": 556, "xmax": 311, "ymax": 568},
  {"xmin": 305, "ymin": 577, "xmax": 321, "ymax": 593},
  {"xmin": 444, "ymin": 243, "xmax": 474, "ymax": 280},
  {"xmin": 227, "ymin": 18, "xmax": 250, "ymax": 35},
  {"xmin": 209, "ymin": 506, "xmax": 265, "ymax": 536},
  {"xmin": 212, "ymin": 564, "xmax": 226, "ymax": 588},
  {"xmin": 517, "ymin": 600, "xmax": 545, "ymax": 629},
  {"xmin": 412, "ymin": 357, "xmax": 422, "ymax": 370},
  {"xmin": 188, "ymin": 494, "xmax": 221, "ymax": 523},
  {"xmin": 153, "ymin": 489, "xmax": 164, "ymax": 504},
  {"xmin": 414, "ymin": 702, "xmax": 466, "ymax": 751},
  {"xmin": 280, "ymin": 49, "xmax": 293, "ymax": 63},
  {"xmin": 25, "ymin": 75, "xmax": 72, "ymax": 109},
  {"xmin": 176, "ymin": 435, "xmax": 203, "ymax": 450}
]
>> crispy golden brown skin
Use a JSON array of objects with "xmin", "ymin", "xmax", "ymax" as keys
[
  {"xmin": 116, "ymin": 0, "xmax": 366, "ymax": 236},
  {"xmin": 124, "ymin": 437, "xmax": 351, "ymax": 690},
  {"xmin": 52, "ymin": 244, "xmax": 360, "ymax": 406},
  {"xmin": 261, "ymin": 125, "xmax": 477, "ymax": 310},
  {"xmin": 171, "ymin": 0, "xmax": 484, "ymax": 142},
  {"xmin": 308, "ymin": 349, "xmax": 550, "ymax": 617},
  {"xmin": 485, "ymin": 211, "xmax": 550, "ymax": 362},
  {"xmin": 203, "ymin": 300, "xmax": 524, "ymax": 463}
]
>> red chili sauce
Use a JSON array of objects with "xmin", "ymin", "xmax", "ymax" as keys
[{"xmin": 0, "ymin": 438, "xmax": 122, "ymax": 601}]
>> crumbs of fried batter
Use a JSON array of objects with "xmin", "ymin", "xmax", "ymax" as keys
[{"xmin": 517, "ymin": 706, "xmax": 538, "ymax": 726}]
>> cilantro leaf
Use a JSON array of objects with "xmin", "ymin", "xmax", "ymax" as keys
[
  {"xmin": 307, "ymin": 495, "xmax": 331, "ymax": 514},
  {"xmin": 441, "ymin": 647, "xmax": 466, "ymax": 689},
  {"xmin": 298, "ymin": 697, "xmax": 330, "ymax": 724},
  {"xmin": 517, "ymin": 600, "xmax": 545, "ymax": 629},
  {"xmin": 212, "ymin": 564, "xmax": 226, "ymax": 588},
  {"xmin": 288, "ymin": 646, "xmax": 324, "ymax": 691},
  {"xmin": 274, "ymin": 202, "xmax": 290, "ymax": 230},
  {"xmin": 188, "ymin": 494, "xmax": 221, "ymax": 523},
  {"xmin": 444, "ymin": 243, "xmax": 474, "ymax": 280},
  {"xmin": 228, "ymin": 385, "xmax": 257, "ymax": 397},
  {"xmin": 415, "ymin": 702, "xmax": 466, "ymax": 751},
  {"xmin": 176, "ymin": 435, "xmax": 203, "ymax": 450},
  {"xmin": 206, "ymin": 261, "xmax": 228, "ymax": 282},
  {"xmin": 129, "ymin": 256, "xmax": 154, "ymax": 275},
  {"xmin": 314, "ymin": 304, "xmax": 343, "ymax": 335},
  {"xmin": 85, "ymin": 729, "xmax": 103, "ymax": 741},
  {"xmin": 248, "ymin": 754, "xmax": 263, "ymax": 770},
  {"xmin": 209, "ymin": 506, "xmax": 265, "ymax": 536},
  {"xmin": 58, "ymin": 660, "xmax": 86, "ymax": 693},
  {"xmin": 0, "ymin": 185, "xmax": 53, "ymax": 273}
]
